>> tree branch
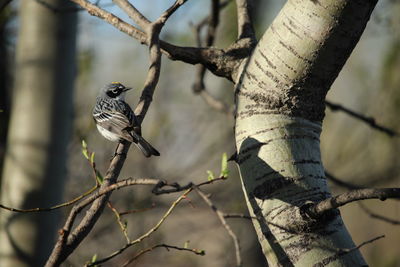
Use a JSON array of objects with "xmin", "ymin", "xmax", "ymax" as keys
[
  {"xmin": 88, "ymin": 189, "xmax": 192, "ymax": 266},
  {"xmin": 112, "ymin": 0, "xmax": 150, "ymax": 30},
  {"xmin": 121, "ymin": 243, "xmax": 205, "ymax": 267},
  {"xmin": 304, "ymin": 188, "xmax": 400, "ymax": 218},
  {"xmin": 45, "ymin": 142, "xmax": 131, "ymax": 267},
  {"xmin": 69, "ymin": 0, "xmax": 235, "ymax": 79},
  {"xmin": 325, "ymin": 100, "xmax": 398, "ymax": 137},
  {"xmin": 358, "ymin": 203, "xmax": 400, "ymax": 225},
  {"xmin": 325, "ymin": 171, "xmax": 363, "ymax": 190},
  {"xmin": 195, "ymin": 187, "xmax": 242, "ymax": 267},
  {"xmin": 46, "ymin": 1, "xmax": 189, "ymax": 265},
  {"xmin": 235, "ymin": 0, "xmax": 256, "ymax": 41}
]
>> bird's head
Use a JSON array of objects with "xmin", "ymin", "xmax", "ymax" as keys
[{"xmin": 101, "ymin": 82, "xmax": 132, "ymax": 100}]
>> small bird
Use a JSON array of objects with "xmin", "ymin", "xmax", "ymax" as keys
[{"xmin": 93, "ymin": 82, "xmax": 160, "ymax": 157}]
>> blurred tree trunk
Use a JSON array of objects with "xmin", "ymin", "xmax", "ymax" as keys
[
  {"xmin": 235, "ymin": 1, "xmax": 376, "ymax": 266},
  {"xmin": 0, "ymin": 0, "xmax": 77, "ymax": 266},
  {"xmin": 0, "ymin": 7, "xmax": 11, "ymax": 178}
]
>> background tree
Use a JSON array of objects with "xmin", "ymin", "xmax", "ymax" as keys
[
  {"xmin": 1, "ymin": 0, "xmax": 399, "ymax": 266},
  {"xmin": 0, "ymin": 0, "xmax": 77, "ymax": 266}
]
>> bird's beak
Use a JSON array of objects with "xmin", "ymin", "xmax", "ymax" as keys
[{"xmin": 123, "ymin": 87, "xmax": 132, "ymax": 92}]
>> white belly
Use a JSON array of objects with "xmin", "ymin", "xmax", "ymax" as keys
[{"xmin": 96, "ymin": 124, "xmax": 121, "ymax": 142}]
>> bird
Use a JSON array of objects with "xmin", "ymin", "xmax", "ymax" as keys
[{"xmin": 93, "ymin": 82, "xmax": 160, "ymax": 157}]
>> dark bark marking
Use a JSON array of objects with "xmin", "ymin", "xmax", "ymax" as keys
[
  {"xmin": 312, "ymin": 249, "xmax": 357, "ymax": 267},
  {"xmin": 282, "ymin": 21, "xmax": 303, "ymax": 40},
  {"xmin": 271, "ymin": 48, "xmax": 298, "ymax": 73},
  {"xmin": 254, "ymin": 59, "xmax": 288, "ymax": 89},
  {"xmin": 279, "ymin": 40, "xmax": 312, "ymax": 64},
  {"xmin": 258, "ymin": 49, "xmax": 277, "ymax": 69}
]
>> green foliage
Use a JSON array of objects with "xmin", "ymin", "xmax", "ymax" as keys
[
  {"xmin": 219, "ymin": 152, "xmax": 229, "ymax": 178},
  {"xmin": 207, "ymin": 153, "xmax": 229, "ymax": 180},
  {"xmin": 89, "ymin": 254, "xmax": 98, "ymax": 267},
  {"xmin": 82, "ymin": 140, "xmax": 103, "ymax": 184},
  {"xmin": 207, "ymin": 170, "xmax": 215, "ymax": 181}
]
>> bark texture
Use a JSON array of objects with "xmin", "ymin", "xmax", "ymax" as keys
[
  {"xmin": 0, "ymin": 0, "xmax": 77, "ymax": 266},
  {"xmin": 235, "ymin": 0, "xmax": 377, "ymax": 266}
]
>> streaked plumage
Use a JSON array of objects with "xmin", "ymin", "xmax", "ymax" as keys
[{"xmin": 93, "ymin": 82, "xmax": 160, "ymax": 157}]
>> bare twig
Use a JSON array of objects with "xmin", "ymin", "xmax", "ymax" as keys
[
  {"xmin": 191, "ymin": 0, "xmax": 233, "ymax": 114},
  {"xmin": 349, "ymin": 235, "xmax": 385, "ymax": 252},
  {"xmin": 358, "ymin": 203, "xmax": 400, "ymax": 225},
  {"xmin": 119, "ymin": 203, "xmax": 156, "ymax": 216},
  {"xmin": 121, "ymin": 243, "xmax": 205, "ymax": 267},
  {"xmin": 314, "ymin": 235, "xmax": 385, "ymax": 266},
  {"xmin": 46, "ymin": 1, "xmax": 187, "ymax": 265},
  {"xmin": 199, "ymin": 90, "xmax": 233, "ymax": 115},
  {"xmin": 325, "ymin": 100, "xmax": 398, "ymax": 137},
  {"xmin": 152, "ymin": 176, "xmax": 226, "ymax": 195},
  {"xmin": 112, "ymin": 0, "xmax": 151, "ymax": 30},
  {"xmin": 0, "ymin": 185, "xmax": 98, "ymax": 213},
  {"xmin": 224, "ymin": 213, "xmax": 256, "ymax": 220},
  {"xmin": 46, "ymin": 142, "xmax": 131, "ymax": 267},
  {"xmin": 195, "ymin": 187, "xmax": 242, "ymax": 267},
  {"xmin": 88, "ymin": 189, "xmax": 193, "ymax": 266},
  {"xmin": 325, "ymin": 171, "xmax": 363, "ymax": 190},
  {"xmin": 70, "ymin": 0, "xmax": 235, "ymax": 79},
  {"xmin": 235, "ymin": 0, "xmax": 256, "ymax": 41},
  {"xmin": 107, "ymin": 201, "xmax": 130, "ymax": 243},
  {"xmin": 304, "ymin": 188, "xmax": 400, "ymax": 218}
]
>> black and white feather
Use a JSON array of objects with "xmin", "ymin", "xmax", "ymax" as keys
[{"xmin": 93, "ymin": 82, "xmax": 160, "ymax": 157}]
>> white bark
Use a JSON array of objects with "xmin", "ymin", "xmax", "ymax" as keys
[{"xmin": 235, "ymin": 0, "xmax": 377, "ymax": 265}]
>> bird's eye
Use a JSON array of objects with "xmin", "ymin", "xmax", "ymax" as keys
[{"xmin": 112, "ymin": 88, "xmax": 120, "ymax": 94}]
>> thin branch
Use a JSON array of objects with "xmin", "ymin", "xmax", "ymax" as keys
[
  {"xmin": 191, "ymin": 0, "xmax": 233, "ymax": 114},
  {"xmin": 224, "ymin": 213, "xmax": 256, "ymax": 220},
  {"xmin": 121, "ymin": 243, "xmax": 205, "ymax": 267},
  {"xmin": 152, "ymin": 176, "xmax": 226, "ymax": 195},
  {"xmin": 316, "ymin": 235, "xmax": 385, "ymax": 265},
  {"xmin": 325, "ymin": 171, "xmax": 363, "ymax": 190},
  {"xmin": 235, "ymin": 0, "xmax": 256, "ymax": 41},
  {"xmin": 119, "ymin": 203, "xmax": 156, "ymax": 216},
  {"xmin": 358, "ymin": 203, "xmax": 400, "ymax": 225},
  {"xmin": 88, "ymin": 189, "xmax": 192, "ymax": 266},
  {"xmin": 69, "ymin": 0, "xmax": 235, "ymax": 80},
  {"xmin": 69, "ymin": 0, "xmax": 148, "ymax": 44},
  {"xmin": 107, "ymin": 201, "xmax": 130, "ymax": 243},
  {"xmin": 45, "ymin": 142, "xmax": 131, "ymax": 267},
  {"xmin": 195, "ymin": 187, "xmax": 242, "ymax": 267},
  {"xmin": 325, "ymin": 100, "xmax": 398, "ymax": 137},
  {"xmin": 0, "ymin": 185, "xmax": 98, "ymax": 213},
  {"xmin": 112, "ymin": 0, "xmax": 150, "ymax": 30},
  {"xmin": 305, "ymin": 188, "xmax": 400, "ymax": 218},
  {"xmin": 134, "ymin": 0, "xmax": 189, "ymax": 123},
  {"xmin": 349, "ymin": 235, "xmax": 385, "ymax": 252},
  {"xmin": 199, "ymin": 90, "xmax": 233, "ymax": 115}
]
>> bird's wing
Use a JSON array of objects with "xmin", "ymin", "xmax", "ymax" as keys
[{"xmin": 93, "ymin": 100, "xmax": 135, "ymax": 142}]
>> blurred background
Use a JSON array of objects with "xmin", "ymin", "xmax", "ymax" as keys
[{"xmin": 0, "ymin": 0, "xmax": 399, "ymax": 266}]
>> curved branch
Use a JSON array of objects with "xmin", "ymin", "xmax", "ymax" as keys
[
  {"xmin": 235, "ymin": 0, "xmax": 255, "ymax": 41},
  {"xmin": 69, "ymin": 0, "xmax": 234, "ymax": 79},
  {"xmin": 45, "ymin": 142, "xmax": 131, "ymax": 267},
  {"xmin": 325, "ymin": 100, "xmax": 398, "ymax": 137},
  {"xmin": 112, "ymin": 0, "xmax": 151, "ymax": 30},
  {"xmin": 305, "ymin": 188, "xmax": 400, "ymax": 218}
]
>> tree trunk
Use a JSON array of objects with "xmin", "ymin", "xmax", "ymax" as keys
[
  {"xmin": 0, "ymin": 0, "xmax": 77, "ymax": 266},
  {"xmin": 235, "ymin": 1, "xmax": 377, "ymax": 266}
]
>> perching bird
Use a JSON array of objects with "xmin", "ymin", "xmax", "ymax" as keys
[{"xmin": 93, "ymin": 82, "xmax": 160, "ymax": 157}]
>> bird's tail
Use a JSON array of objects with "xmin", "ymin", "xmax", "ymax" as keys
[{"xmin": 129, "ymin": 131, "xmax": 160, "ymax": 157}]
